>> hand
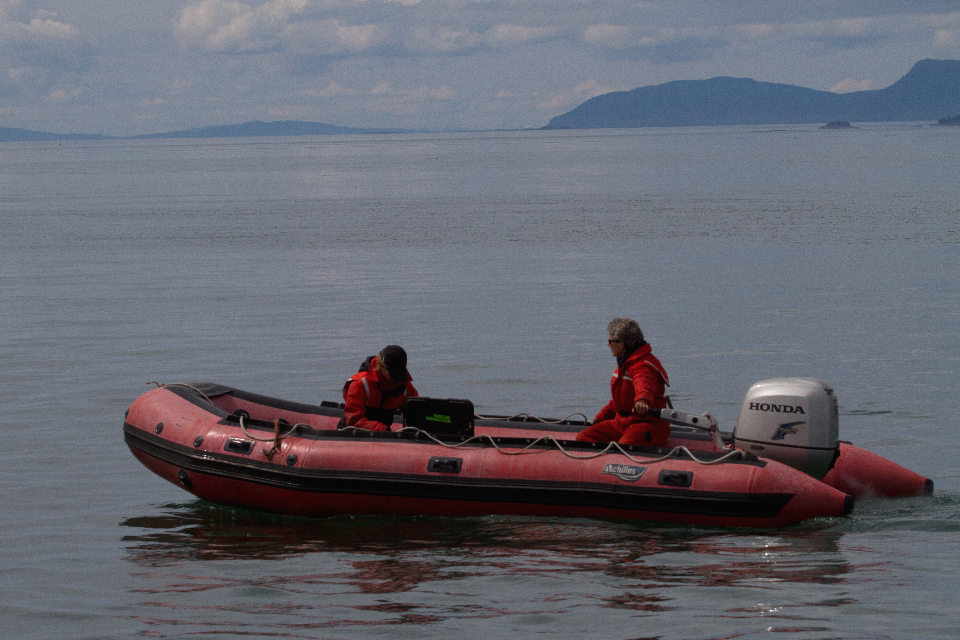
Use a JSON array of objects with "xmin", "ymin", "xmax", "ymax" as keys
[{"xmin": 633, "ymin": 401, "xmax": 650, "ymax": 416}]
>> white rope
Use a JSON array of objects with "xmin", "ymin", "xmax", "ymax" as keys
[
  {"xmin": 474, "ymin": 412, "xmax": 590, "ymax": 424},
  {"xmin": 341, "ymin": 426, "xmax": 745, "ymax": 466},
  {"xmin": 237, "ymin": 415, "xmax": 303, "ymax": 442},
  {"xmin": 150, "ymin": 382, "xmax": 307, "ymax": 452},
  {"xmin": 149, "ymin": 381, "xmax": 214, "ymax": 405},
  {"xmin": 150, "ymin": 381, "xmax": 742, "ymax": 466}
]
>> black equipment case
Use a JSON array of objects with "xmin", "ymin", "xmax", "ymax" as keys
[{"xmin": 403, "ymin": 397, "xmax": 475, "ymax": 437}]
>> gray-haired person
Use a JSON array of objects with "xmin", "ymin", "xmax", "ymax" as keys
[{"xmin": 576, "ymin": 318, "xmax": 671, "ymax": 446}]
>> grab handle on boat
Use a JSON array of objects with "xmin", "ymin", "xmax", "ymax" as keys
[{"xmin": 427, "ymin": 457, "xmax": 463, "ymax": 474}]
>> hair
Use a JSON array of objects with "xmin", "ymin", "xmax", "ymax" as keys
[
  {"xmin": 377, "ymin": 344, "xmax": 410, "ymax": 382},
  {"xmin": 608, "ymin": 317, "xmax": 644, "ymax": 349}
]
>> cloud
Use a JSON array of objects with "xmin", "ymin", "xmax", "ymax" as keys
[
  {"xmin": 174, "ymin": 0, "xmax": 309, "ymax": 53},
  {"xmin": 582, "ymin": 11, "xmax": 960, "ymax": 63},
  {"xmin": 335, "ymin": 22, "xmax": 388, "ymax": 50},
  {"xmin": 583, "ymin": 22, "xmax": 727, "ymax": 63},
  {"xmin": 406, "ymin": 25, "xmax": 482, "ymax": 53},
  {"xmin": 538, "ymin": 78, "xmax": 623, "ymax": 112},
  {"xmin": 362, "ymin": 81, "xmax": 456, "ymax": 117},
  {"xmin": 174, "ymin": 0, "xmax": 567, "ymax": 59},
  {"xmin": 406, "ymin": 21, "xmax": 563, "ymax": 54},
  {"xmin": 171, "ymin": 77, "xmax": 195, "ymax": 93},
  {"xmin": 369, "ymin": 82, "xmax": 454, "ymax": 100},
  {"xmin": 175, "ymin": 0, "xmax": 397, "ymax": 57},
  {"xmin": 742, "ymin": 12, "xmax": 960, "ymax": 52},
  {"xmin": 284, "ymin": 19, "xmax": 391, "ymax": 55},
  {"xmin": 1, "ymin": 4, "xmax": 82, "ymax": 48},
  {"xmin": 0, "ymin": 2, "xmax": 91, "ymax": 96},
  {"xmin": 47, "ymin": 86, "xmax": 81, "ymax": 102},
  {"xmin": 935, "ymin": 29, "xmax": 957, "ymax": 46},
  {"xmin": 617, "ymin": 37, "xmax": 727, "ymax": 64},
  {"xmin": 301, "ymin": 81, "xmax": 358, "ymax": 97},
  {"xmin": 484, "ymin": 23, "xmax": 560, "ymax": 46},
  {"xmin": 583, "ymin": 24, "xmax": 633, "ymax": 48},
  {"xmin": 789, "ymin": 17, "xmax": 886, "ymax": 50},
  {"xmin": 830, "ymin": 78, "xmax": 873, "ymax": 93}
]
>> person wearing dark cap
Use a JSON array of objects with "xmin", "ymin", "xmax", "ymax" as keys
[
  {"xmin": 576, "ymin": 318, "xmax": 671, "ymax": 447},
  {"xmin": 341, "ymin": 345, "xmax": 418, "ymax": 431}
]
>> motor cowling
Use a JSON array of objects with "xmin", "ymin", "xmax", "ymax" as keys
[{"xmin": 732, "ymin": 378, "xmax": 839, "ymax": 480}]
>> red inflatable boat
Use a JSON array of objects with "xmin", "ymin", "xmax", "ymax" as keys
[{"xmin": 122, "ymin": 378, "xmax": 931, "ymax": 528}]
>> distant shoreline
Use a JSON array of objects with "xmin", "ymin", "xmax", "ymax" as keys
[
  {"xmin": 5, "ymin": 58, "xmax": 959, "ymax": 141},
  {"xmin": 2, "ymin": 119, "xmax": 955, "ymax": 143}
]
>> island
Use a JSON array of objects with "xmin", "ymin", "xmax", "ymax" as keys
[
  {"xmin": 543, "ymin": 58, "xmax": 960, "ymax": 130},
  {"xmin": 820, "ymin": 121, "xmax": 857, "ymax": 129}
]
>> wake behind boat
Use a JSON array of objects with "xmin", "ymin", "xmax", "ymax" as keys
[{"xmin": 122, "ymin": 378, "xmax": 931, "ymax": 528}]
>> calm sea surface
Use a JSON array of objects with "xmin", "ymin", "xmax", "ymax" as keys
[{"xmin": 2, "ymin": 125, "xmax": 959, "ymax": 639}]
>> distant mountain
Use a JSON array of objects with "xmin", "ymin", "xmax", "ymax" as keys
[
  {"xmin": 0, "ymin": 126, "xmax": 114, "ymax": 142},
  {"xmin": 6, "ymin": 60, "xmax": 959, "ymax": 141},
  {"xmin": 936, "ymin": 114, "xmax": 960, "ymax": 126},
  {"xmin": 127, "ymin": 120, "xmax": 419, "ymax": 139},
  {"xmin": 543, "ymin": 59, "xmax": 960, "ymax": 129},
  {"xmin": 1, "ymin": 119, "xmax": 420, "ymax": 142}
]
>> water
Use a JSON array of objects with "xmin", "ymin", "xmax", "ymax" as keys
[{"xmin": 2, "ymin": 125, "xmax": 959, "ymax": 639}]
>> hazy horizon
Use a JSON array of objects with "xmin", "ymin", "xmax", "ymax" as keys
[{"xmin": 2, "ymin": 2, "xmax": 959, "ymax": 136}]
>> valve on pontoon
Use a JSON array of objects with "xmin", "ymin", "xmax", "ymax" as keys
[{"xmin": 732, "ymin": 378, "xmax": 840, "ymax": 480}]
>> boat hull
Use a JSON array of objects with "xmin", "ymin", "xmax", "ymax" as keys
[{"xmin": 123, "ymin": 383, "xmax": 858, "ymax": 528}]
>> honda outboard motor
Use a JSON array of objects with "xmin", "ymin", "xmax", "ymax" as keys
[{"xmin": 732, "ymin": 378, "xmax": 840, "ymax": 480}]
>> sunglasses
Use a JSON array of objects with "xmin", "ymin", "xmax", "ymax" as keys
[{"xmin": 608, "ymin": 339, "xmax": 622, "ymax": 345}]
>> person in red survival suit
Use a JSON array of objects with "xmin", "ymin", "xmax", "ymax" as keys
[
  {"xmin": 576, "ymin": 318, "xmax": 671, "ymax": 447},
  {"xmin": 342, "ymin": 345, "xmax": 418, "ymax": 431}
]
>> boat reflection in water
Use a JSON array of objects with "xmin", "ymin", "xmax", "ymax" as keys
[{"xmin": 119, "ymin": 501, "xmax": 853, "ymax": 633}]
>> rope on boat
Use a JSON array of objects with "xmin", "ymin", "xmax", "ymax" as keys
[
  {"xmin": 342, "ymin": 426, "xmax": 745, "ymax": 466},
  {"xmin": 236, "ymin": 415, "xmax": 309, "ymax": 459},
  {"xmin": 149, "ymin": 381, "xmax": 743, "ymax": 466},
  {"xmin": 473, "ymin": 411, "xmax": 591, "ymax": 424},
  {"xmin": 148, "ymin": 381, "xmax": 214, "ymax": 405},
  {"xmin": 149, "ymin": 382, "xmax": 303, "ymax": 458},
  {"xmin": 474, "ymin": 409, "xmax": 729, "ymax": 454},
  {"xmin": 232, "ymin": 415, "xmax": 300, "ymax": 443},
  {"xmin": 260, "ymin": 419, "xmax": 287, "ymax": 460}
]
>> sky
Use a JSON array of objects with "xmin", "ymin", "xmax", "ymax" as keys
[{"xmin": 2, "ymin": 0, "xmax": 960, "ymax": 136}]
